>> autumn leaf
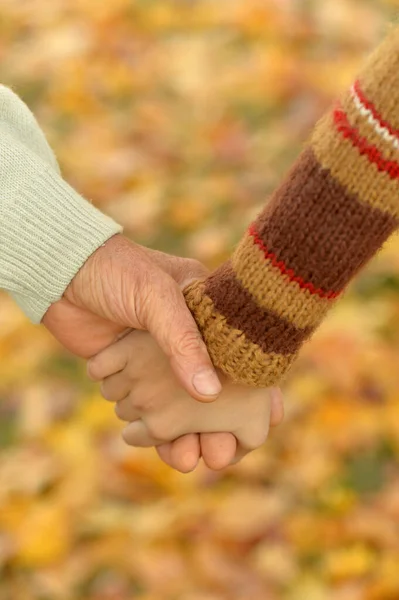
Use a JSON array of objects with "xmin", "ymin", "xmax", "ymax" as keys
[{"xmin": 1, "ymin": 0, "xmax": 399, "ymax": 597}]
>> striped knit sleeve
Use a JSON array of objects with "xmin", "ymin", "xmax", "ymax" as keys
[{"xmin": 183, "ymin": 26, "xmax": 399, "ymax": 387}]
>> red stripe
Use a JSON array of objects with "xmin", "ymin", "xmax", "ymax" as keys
[
  {"xmin": 353, "ymin": 80, "xmax": 399, "ymax": 141},
  {"xmin": 248, "ymin": 224, "xmax": 340, "ymax": 300},
  {"xmin": 333, "ymin": 105, "xmax": 399, "ymax": 179}
]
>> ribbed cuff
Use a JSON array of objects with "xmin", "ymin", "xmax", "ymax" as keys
[{"xmin": 1, "ymin": 166, "xmax": 122, "ymax": 323}]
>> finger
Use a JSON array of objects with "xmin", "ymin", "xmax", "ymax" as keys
[
  {"xmin": 87, "ymin": 344, "xmax": 128, "ymax": 381},
  {"xmin": 269, "ymin": 387, "xmax": 284, "ymax": 427},
  {"xmin": 114, "ymin": 397, "xmax": 141, "ymax": 422},
  {"xmin": 122, "ymin": 421, "xmax": 161, "ymax": 447},
  {"xmin": 100, "ymin": 373, "xmax": 131, "ymax": 402},
  {"xmin": 235, "ymin": 391, "xmax": 272, "ymax": 452},
  {"xmin": 200, "ymin": 432, "xmax": 237, "ymax": 471},
  {"xmin": 155, "ymin": 443, "xmax": 174, "ymax": 468},
  {"xmin": 142, "ymin": 248, "xmax": 210, "ymax": 287},
  {"xmin": 157, "ymin": 434, "xmax": 201, "ymax": 473},
  {"xmin": 142, "ymin": 274, "xmax": 222, "ymax": 403}
]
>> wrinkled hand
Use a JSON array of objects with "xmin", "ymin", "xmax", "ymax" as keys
[
  {"xmin": 42, "ymin": 235, "xmax": 242, "ymax": 470},
  {"xmin": 56, "ymin": 234, "xmax": 222, "ymax": 401}
]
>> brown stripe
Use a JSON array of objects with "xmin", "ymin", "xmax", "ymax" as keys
[
  {"xmin": 203, "ymin": 261, "xmax": 312, "ymax": 355},
  {"xmin": 184, "ymin": 280, "xmax": 296, "ymax": 387},
  {"xmin": 232, "ymin": 232, "xmax": 333, "ymax": 329},
  {"xmin": 312, "ymin": 112, "xmax": 399, "ymax": 218},
  {"xmin": 255, "ymin": 147, "xmax": 397, "ymax": 293}
]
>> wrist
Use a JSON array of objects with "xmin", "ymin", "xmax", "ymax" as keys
[{"xmin": 64, "ymin": 233, "xmax": 125, "ymax": 308}]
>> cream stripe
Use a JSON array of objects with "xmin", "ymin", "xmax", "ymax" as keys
[
  {"xmin": 350, "ymin": 85, "xmax": 399, "ymax": 151},
  {"xmin": 342, "ymin": 93, "xmax": 399, "ymax": 163},
  {"xmin": 184, "ymin": 281, "xmax": 295, "ymax": 387},
  {"xmin": 231, "ymin": 233, "xmax": 332, "ymax": 329},
  {"xmin": 311, "ymin": 112, "xmax": 399, "ymax": 220}
]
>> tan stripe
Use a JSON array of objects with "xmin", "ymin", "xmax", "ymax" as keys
[
  {"xmin": 357, "ymin": 27, "xmax": 399, "ymax": 131},
  {"xmin": 311, "ymin": 112, "xmax": 399, "ymax": 219},
  {"xmin": 231, "ymin": 233, "xmax": 332, "ymax": 329},
  {"xmin": 184, "ymin": 280, "xmax": 295, "ymax": 387},
  {"xmin": 204, "ymin": 261, "xmax": 313, "ymax": 355},
  {"xmin": 342, "ymin": 92, "xmax": 399, "ymax": 159}
]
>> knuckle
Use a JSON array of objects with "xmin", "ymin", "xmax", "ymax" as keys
[
  {"xmin": 146, "ymin": 418, "xmax": 169, "ymax": 442},
  {"xmin": 186, "ymin": 258, "xmax": 207, "ymax": 277},
  {"xmin": 87, "ymin": 358, "xmax": 103, "ymax": 381},
  {"xmin": 129, "ymin": 391, "xmax": 148, "ymax": 411},
  {"xmin": 176, "ymin": 330, "xmax": 204, "ymax": 358},
  {"xmin": 100, "ymin": 381, "xmax": 112, "ymax": 402}
]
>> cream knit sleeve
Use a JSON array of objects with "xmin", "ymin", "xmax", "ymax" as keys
[{"xmin": 0, "ymin": 86, "xmax": 122, "ymax": 323}]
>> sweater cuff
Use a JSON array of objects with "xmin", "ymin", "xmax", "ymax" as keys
[{"xmin": 1, "ymin": 167, "xmax": 122, "ymax": 323}]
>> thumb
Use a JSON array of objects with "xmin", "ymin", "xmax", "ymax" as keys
[{"xmin": 141, "ymin": 272, "xmax": 222, "ymax": 402}]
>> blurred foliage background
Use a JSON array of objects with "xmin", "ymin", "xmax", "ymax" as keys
[{"xmin": 1, "ymin": 0, "xmax": 399, "ymax": 598}]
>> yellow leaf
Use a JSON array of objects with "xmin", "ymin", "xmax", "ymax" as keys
[
  {"xmin": 323, "ymin": 545, "xmax": 376, "ymax": 582},
  {"xmin": 15, "ymin": 502, "xmax": 72, "ymax": 567}
]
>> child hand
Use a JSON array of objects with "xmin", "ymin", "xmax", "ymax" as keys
[
  {"xmin": 88, "ymin": 331, "xmax": 284, "ymax": 472},
  {"xmin": 156, "ymin": 388, "xmax": 283, "ymax": 472}
]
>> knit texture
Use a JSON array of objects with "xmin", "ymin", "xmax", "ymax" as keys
[
  {"xmin": 0, "ymin": 86, "xmax": 122, "ymax": 322},
  {"xmin": 184, "ymin": 26, "xmax": 399, "ymax": 387}
]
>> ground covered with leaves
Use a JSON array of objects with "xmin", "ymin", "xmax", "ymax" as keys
[{"xmin": 1, "ymin": 1, "xmax": 399, "ymax": 598}]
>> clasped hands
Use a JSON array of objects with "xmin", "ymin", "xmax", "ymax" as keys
[{"xmin": 43, "ymin": 234, "xmax": 284, "ymax": 473}]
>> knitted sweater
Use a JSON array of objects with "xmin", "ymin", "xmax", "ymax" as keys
[
  {"xmin": 0, "ymin": 86, "xmax": 122, "ymax": 322},
  {"xmin": 184, "ymin": 27, "xmax": 399, "ymax": 387}
]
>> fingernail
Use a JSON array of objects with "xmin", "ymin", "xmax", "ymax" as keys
[{"xmin": 192, "ymin": 369, "xmax": 222, "ymax": 397}]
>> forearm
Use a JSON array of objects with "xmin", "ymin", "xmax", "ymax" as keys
[
  {"xmin": 0, "ymin": 86, "xmax": 122, "ymax": 322},
  {"xmin": 184, "ymin": 26, "xmax": 399, "ymax": 387}
]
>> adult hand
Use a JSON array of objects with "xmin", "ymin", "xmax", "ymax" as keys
[
  {"xmin": 45, "ymin": 234, "xmax": 222, "ymax": 402},
  {"xmin": 42, "ymin": 236, "xmax": 237, "ymax": 471}
]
